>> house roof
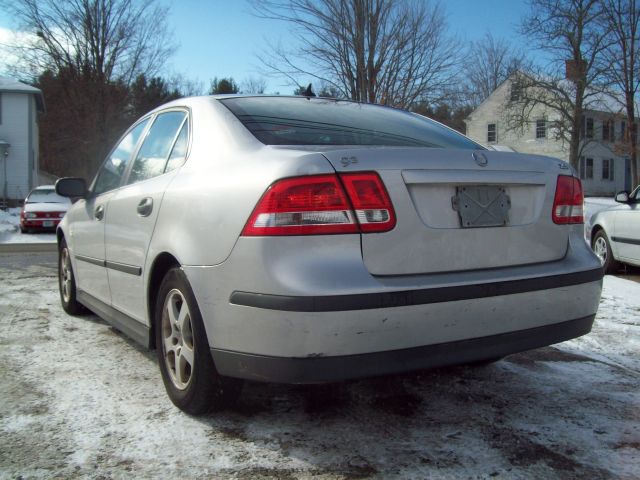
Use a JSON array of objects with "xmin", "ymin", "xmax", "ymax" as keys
[
  {"xmin": 0, "ymin": 76, "xmax": 45, "ymax": 112},
  {"xmin": 465, "ymin": 72, "xmax": 633, "ymax": 122}
]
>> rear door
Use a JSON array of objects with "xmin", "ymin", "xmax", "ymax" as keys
[
  {"xmin": 105, "ymin": 110, "xmax": 189, "ymax": 323},
  {"xmin": 70, "ymin": 119, "xmax": 150, "ymax": 303},
  {"xmin": 320, "ymin": 148, "xmax": 567, "ymax": 275}
]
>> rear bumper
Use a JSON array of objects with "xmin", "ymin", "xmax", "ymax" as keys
[
  {"xmin": 211, "ymin": 314, "xmax": 595, "ymax": 383},
  {"xmin": 229, "ymin": 267, "xmax": 602, "ymax": 312},
  {"xmin": 20, "ymin": 219, "xmax": 61, "ymax": 230},
  {"xmin": 184, "ymin": 228, "xmax": 603, "ymax": 374}
]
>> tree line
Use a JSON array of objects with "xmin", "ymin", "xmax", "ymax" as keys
[{"xmin": 2, "ymin": 0, "xmax": 638, "ymax": 187}]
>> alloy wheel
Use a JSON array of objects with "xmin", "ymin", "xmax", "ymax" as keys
[
  {"xmin": 161, "ymin": 289, "xmax": 195, "ymax": 390},
  {"xmin": 60, "ymin": 248, "xmax": 72, "ymax": 303},
  {"xmin": 593, "ymin": 236, "xmax": 608, "ymax": 266}
]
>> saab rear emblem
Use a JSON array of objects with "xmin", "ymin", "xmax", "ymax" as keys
[{"xmin": 473, "ymin": 152, "xmax": 488, "ymax": 167}]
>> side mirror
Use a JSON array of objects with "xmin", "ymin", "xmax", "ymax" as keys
[
  {"xmin": 56, "ymin": 177, "xmax": 87, "ymax": 198},
  {"xmin": 614, "ymin": 191, "xmax": 629, "ymax": 203}
]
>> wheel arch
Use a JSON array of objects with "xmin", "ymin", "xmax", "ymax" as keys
[
  {"xmin": 56, "ymin": 226, "xmax": 65, "ymax": 248},
  {"xmin": 590, "ymin": 223, "xmax": 604, "ymax": 246},
  {"xmin": 147, "ymin": 252, "xmax": 181, "ymax": 350}
]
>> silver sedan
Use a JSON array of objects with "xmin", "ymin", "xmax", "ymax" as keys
[{"xmin": 55, "ymin": 96, "xmax": 603, "ymax": 414}]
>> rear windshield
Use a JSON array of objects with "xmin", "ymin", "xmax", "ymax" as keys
[
  {"xmin": 26, "ymin": 188, "xmax": 70, "ymax": 204},
  {"xmin": 220, "ymin": 97, "xmax": 481, "ymax": 149}
]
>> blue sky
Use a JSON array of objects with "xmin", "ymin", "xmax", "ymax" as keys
[{"xmin": 0, "ymin": 0, "xmax": 532, "ymax": 94}]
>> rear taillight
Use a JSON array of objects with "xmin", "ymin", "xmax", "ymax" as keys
[
  {"xmin": 340, "ymin": 173, "xmax": 396, "ymax": 233},
  {"xmin": 552, "ymin": 175, "xmax": 584, "ymax": 224},
  {"xmin": 241, "ymin": 173, "xmax": 396, "ymax": 236}
]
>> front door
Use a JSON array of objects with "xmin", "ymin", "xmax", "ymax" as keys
[
  {"xmin": 614, "ymin": 187, "xmax": 640, "ymax": 262},
  {"xmin": 70, "ymin": 118, "xmax": 151, "ymax": 305},
  {"xmin": 68, "ymin": 193, "xmax": 112, "ymax": 304}
]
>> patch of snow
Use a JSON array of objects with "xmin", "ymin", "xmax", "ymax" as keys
[
  {"xmin": 0, "ymin": 207, "xmax": 56, "ymax": 243},
  {"xmin": 0, "ymin": 258, "xmax": 638, "ymax": 478}
]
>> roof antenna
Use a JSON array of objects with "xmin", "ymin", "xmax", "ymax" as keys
[{"xmin": 304, "ymin": 83, "xmax": 316, "ymax": 98}]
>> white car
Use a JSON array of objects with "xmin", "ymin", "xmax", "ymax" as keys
[{"xmin": 590, "ymin": 186, "xmax": 640, "ymax": 273}]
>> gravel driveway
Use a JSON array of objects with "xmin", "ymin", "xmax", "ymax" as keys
[{"xmin": 0, "ymin": 253, "xmax": 639, "ymax": 479}]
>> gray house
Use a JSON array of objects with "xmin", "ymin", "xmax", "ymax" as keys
[
  {"xmin": 0, "ymin": 77, "xmax": 45, "ymax": 206},
  {"xmin": 464, "ymin": 76, "xmax": 634, "ymax": 196}
]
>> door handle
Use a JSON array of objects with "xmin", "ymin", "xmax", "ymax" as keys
[
  {"xmin": 137, "ymin": 197, "xmax": 153, "ymax": 217},
  {"xmin": 94, "ymin": 204, "xmax": 104, "ymax": 221}
]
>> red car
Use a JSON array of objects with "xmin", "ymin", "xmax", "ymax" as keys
[{"xmin": 20, "ymin": 185, "xmax": 71, "ymax": 233}]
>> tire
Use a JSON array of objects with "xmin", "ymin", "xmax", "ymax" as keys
[
  {"xmin": 155, "ymin": 267, "xmax": 242, "ymax": 415},
  {"xmin": 592, "ymin": 230, "xmax": 620, "ymax": 274},
  {"xmin": 58, "ymin": 238, "xmax": 86, "ymax": 315}
]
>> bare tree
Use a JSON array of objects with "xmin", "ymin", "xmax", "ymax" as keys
[
  {"xmin": 506, "ymin": 0, "xmax": 611, "ymax": 168},
  {"xmin": 602, "ymin": 0, "xmax": 640, "ymax": 187},
  {"xmin": 1, "ymin": 0, "xmax": 177, "ymax": 180},
  {"xmin": 242, "ymin": 76, "xmax": 267, "ymax": 94},
  {"xmin": 251, "ymin": 0, "xmax": 459, "ymax": 108},
  {"xmin": 3, "ymin": 0, "xmax": 175, "ymax": 85},
  {"xmin": 464, "ymin": 32, "xmax": 525, "ymax": 107}
]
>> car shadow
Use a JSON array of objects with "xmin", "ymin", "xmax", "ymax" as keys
[{"xmin": 184, "ymin": 347, "xmax": 627, "ymax": 478}]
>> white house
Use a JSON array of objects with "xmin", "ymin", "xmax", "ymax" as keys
[
  {"xmin": 0, "ymin": 77, "xmax": 45, "ymax": 206},
  {"xmin": 464, "ymin": 76, "xmax": 634, "ymax": 196}
]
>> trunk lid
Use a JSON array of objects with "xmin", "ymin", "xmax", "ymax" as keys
[{"xmin": 319, "ymin": 147, "xmax": 570, "ymax": 275}]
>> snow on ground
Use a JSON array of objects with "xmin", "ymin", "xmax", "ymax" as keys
[
  {"xmin": 0, "ymin": 208, "xmax": 56, "ymax": 244},
  {"xmin": 0, "ymin": 254, "xmax": 638, "ymax": 479}
]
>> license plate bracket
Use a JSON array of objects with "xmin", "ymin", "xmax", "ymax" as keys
[{"xmin": 452, "ymin": 185, "xmax": 511, "ymax": 228}]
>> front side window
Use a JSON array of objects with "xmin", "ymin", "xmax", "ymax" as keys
[
  {"xmin": 220, "ymin": 97, "xmax": 482, "ymax": 149},
  {"xmin": 535, "ymin": 119, "xmax": 547, "ymax": 139},
  {"xmin": 127, "ymin": 111, "xmax": 187, "ymax": 185},
  {"xmin": 93, "ymin": 119, "xmax": 150, "ymax": 195},
  {"xmin": 487, "ymin": 123, "xmax": 497, "ymax": 143}
]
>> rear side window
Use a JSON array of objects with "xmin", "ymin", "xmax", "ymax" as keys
[
  {"xmin": 220, "ymin": 97, "xmax": 481, "ymax": 149},
  {"xmin": 165, "ymin": 122, "xmax": 189, "ymax": 173},
  {"xmin": 127, "ymin": 111, "xmax": 187, "ymax": 185},
  {"xmin": 93, "ymin": 119, "xmax": 150, "ymax": 195}
]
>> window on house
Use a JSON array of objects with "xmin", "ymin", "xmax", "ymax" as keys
[
  {"xmin": 620, "ymin": 120, "xmax": 626, "ymax": 141},
  {"xmin": 602, "ymin": 119, "xmax": 612, "ymax": 142},
  {"xmin": 580, "ymin": 116, "xmax": 585, "ymax": 138},
  {"xmin": 487, "ymin": 123, "xmax": 497, "ymax": 143},
  {"xmin": 535, "ymin": 119, "xmax": 547, "ymax": 139},
  {"xmin": 586, "ymin": 118, "xmax": 594, "ymax": 139},
  {"xmin": 602, "ymin": 159, "xmax": 614, "ymax": 181},
  {"xmin": 510, "ymin": 83, "xmax": 522, "ymax": 102},
  {"xmin": 579, "ymin": 157, "xmax": 593, "ymax": 180}
]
